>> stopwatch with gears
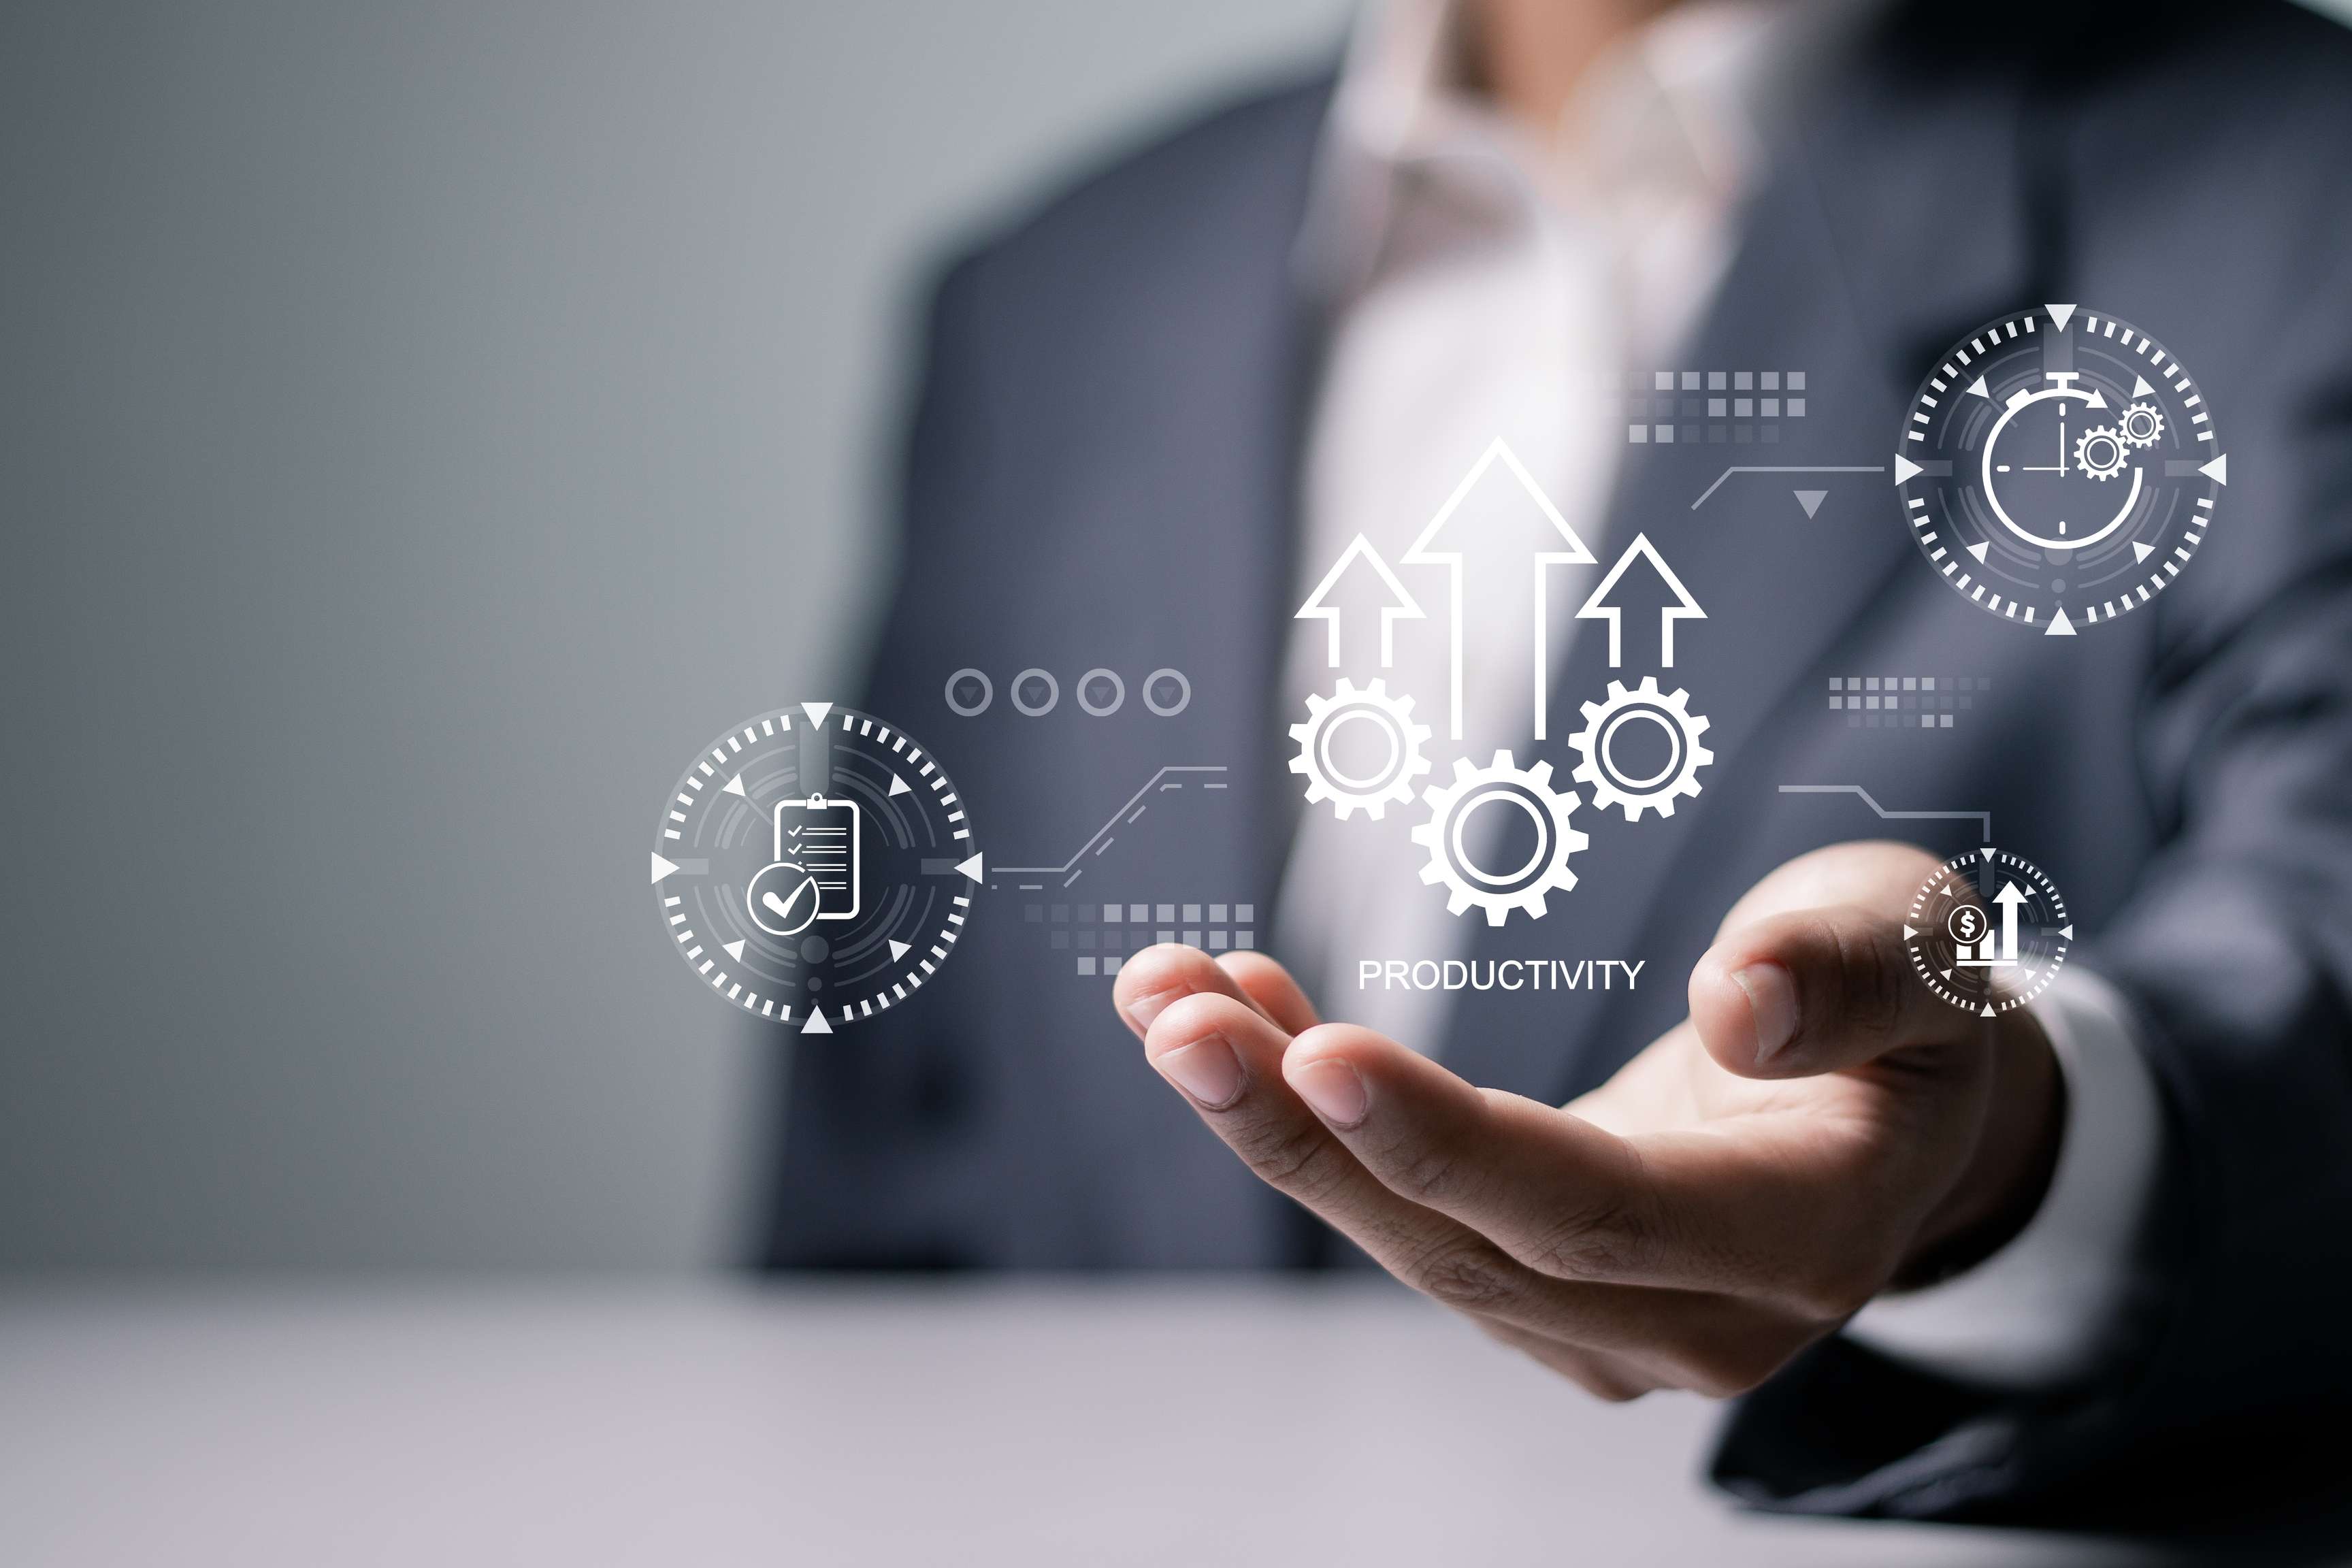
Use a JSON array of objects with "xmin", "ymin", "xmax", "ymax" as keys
[
  {"xmin": 1896, "ymin": 304, "xmax": 2228, "ymax": 635},
  {"xmin": 649, "ymin": 703, "xmax": 983, "ymax": 1033}
]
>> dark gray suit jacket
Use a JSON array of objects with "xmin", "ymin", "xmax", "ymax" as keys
[{"xmin": 764, "ymin": 0, "xmax": 2352, "ymax": 1528}]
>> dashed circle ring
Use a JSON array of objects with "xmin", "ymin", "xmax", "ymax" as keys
[{"xmin": 1902, "ymin": 847, "xmax": 2071, "ymax": 1016}]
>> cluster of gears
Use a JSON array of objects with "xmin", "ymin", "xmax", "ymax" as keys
[
  {"xmin": 2073, "ymin": 399, "xmax": 2165, "ymax": 482},
  {"xmin": 1290, "ymin": 675, "xmax": 1712, "ymax": 925}
]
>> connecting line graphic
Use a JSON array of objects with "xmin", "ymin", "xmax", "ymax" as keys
[
  {"xmin": 996, "ymin": 766, "xmax": 1229, "ymax": 889},
  {"xmin": 1690, "ymin": 466, "xmax": 1887, "ymax": 510},
  {"xmin": 1778, "ymin": 784, "xmax": 1992, "ymax": 843}
]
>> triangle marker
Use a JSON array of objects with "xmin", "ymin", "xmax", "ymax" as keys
[
  {"xmin": 888, "ymin": 940, "xmax": 911, "ymax": 962},
  {"xmin": 1893, "ymin": 454, "xmax": 1923, "ymax": 485},
  {"xmin": 2200, "ymin": 453, "xmax": 2228, "ymax": 485},
  {"xmin": 1793, "ymin": 489, "xmax": 1827, "ymax": 518},
  {"xmin": 1965, "ymin": 375, "xmax": 1991, "ymax": 400},
  {"xmin": 956, "ymin": 853, "xmax": 985, "ymax": 883},
  {"xmin": 801, "ymin": 1007, "xmax": 832, "ymax": 1036},
  {"xmin": 651, "ymin": 852, "xmax": 680, "ymax": 884},
  {"xmin": 1967, "ymin": 540, "xmax": 1991, "ymax": 563},
  {"xmin": 723, "ymin": 939, "xmax": 746, "ymax": 962},
  {"xmin": 2132, "ymin": 376, "xmax": 2155, "ymax": 398},
  {"xmin": 2046, "ymin": 302, "xmax": 2078, "ymax": 333},
  {"xmin": 1902, "ymin": 925, "xmax": 1917, "ymax": 942},
  {"xmin": 721, "ymin": 772, "xmax": 746, "ymax": 798},
  {"xmin": 1982, "ymin": 1002, "xmax": 1998, "ymax": 1017},
  {"xmin": 802, "ymin": 702, "xmax": 835, "ymax": 730},
  {"xmin": 2045, "ymin": 606, "xmax": 2077, "ymax": 636},
  {"xmin": 1980, "ymin": 847, "xmax": 1998, "ymax": 862},
  {"xmin": 888, "ymin": 773, "xmax": 911, "ymax": 798},
  {"xmin": 2133, "ymin": 541, "xmax": 2155, "ymax": 563}
]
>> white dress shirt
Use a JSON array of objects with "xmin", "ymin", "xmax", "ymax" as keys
[{"xmin": 1275, "ymin": 0, "xmax": 2161, "ymax": 1387}]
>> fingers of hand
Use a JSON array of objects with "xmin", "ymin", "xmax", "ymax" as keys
[
  {"xmin": 1690, "ymin": 904, "xmax": 1974, "ymax": 1078},
  {"xmin": 1138, "ymin": 994, "xmax": 1740, "ymax": 1358},
  {"xmin": 1280, "ymin": 1024, "xmax": 1901, "ymax": 1315},
  {"xmin": 1216, "ymin": 950, "xmax": 1320, "ymax": 1034},
  {"xmin": 1113, "ymin": 943, "xmax": 1281, "ymax": 1043}
]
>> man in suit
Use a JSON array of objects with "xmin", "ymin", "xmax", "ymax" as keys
[{"xmin": 765, "ymin": 0, "xmax": 2352, "ymax": 1526}]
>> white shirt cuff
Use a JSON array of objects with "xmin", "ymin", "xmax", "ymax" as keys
[{"xmin": 1842, "ymin": 966, "xmax": 2163, "ymax": 1387}]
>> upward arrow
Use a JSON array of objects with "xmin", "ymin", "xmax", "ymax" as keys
[
  {"xmin": 1575, "ymin": 534, "xmax": 1706, "ymax": 670},
  {"xmin": 1294, "ymin": 534, "xmax": 1424, "ymax": 668},
  {"xmin": 1992, "ymin": 879, "xmax": 2029, "ymax": 964},
  {"xmin": 1399, "ymin": 438, "xmax": 1596, "ymax": 740}
]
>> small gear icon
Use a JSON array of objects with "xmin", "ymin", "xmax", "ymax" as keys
[
  {"xmin": 1410, "ymin": 751, "xmax": 1586, "ymax": 925},
  {"xmin": 2074, "ymin": 425, "xmax": 2129, "ymax": 481},
  {"xmin": 1567, "ymin": 677, "xmax": 1714, "ymax": 821},
  {"xmin": 2118, "ymin": 400, "xmax": 2165, "ymax": 448},
  {"xmin": 1288, "ymin": 678, "xmax": 1432, "ymax": 821}
]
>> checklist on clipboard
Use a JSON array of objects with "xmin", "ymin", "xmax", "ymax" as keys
[{"xmin": 773, "ymin": 796, "xmax": 860, "ymax": 922}]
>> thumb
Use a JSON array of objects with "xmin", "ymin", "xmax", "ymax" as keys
[{"xmin": 1688, "ymin": 904, "xmax": 1977, "ymax": 1078}]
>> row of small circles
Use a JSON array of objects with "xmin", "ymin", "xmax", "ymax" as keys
[{"xmin": 945, "ymin": 668, "xmax": 1191, "ymax": 718}]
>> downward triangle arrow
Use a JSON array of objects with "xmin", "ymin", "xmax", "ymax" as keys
[
  {"xmin": 2133, "ymin": 541, "xmax": 2155, "ymax": 563},
  {"xmin": 1793, "ymin": 489, "xmax": 1827, "ymax": 518},
  {"xmin": 1980, "ymin": 847, "xmax": 1998, "ymax": 861},
  {"xmin": 2200, "ymin": 453, "xmax": 2229, "ymax": 485},
  {"xmin": 1967, "ymin": 540, "xmax": 1991, "ymax": 563},
  {"xmin": 802, "ymin": 702, "xmax": 834, "ymax": 730},
  {"xmin": 888, "ymin": 940, "xmax": 911, "ymax": 962},
  {"xmin": 723, "ymin": 939, "xmax": 745, "ymax": 962},
  {"xmin": 721, "ymin": 772, "xmax": 746, "ymax": 798},
  {"xmin": 1893, "ymin": 454, "xmax": 1923, "ymax": 485},
  {"xmin": 651, "ymin": 853, "xmax": 680, "ymax": 884},
  {"xmin": 1965, "ymin": 375, "xmax": 1991, "ymax": 399},
  {"xmin": 888, "ymin": 773, "xmax": 911, "ymax": 797},
  {"xmin": 2046, "ymin": 302, "xmax": 2078, "ymax": 332},
  {"xmin": 2045, "ymin": 606, "xmax": 2077, "ymax": 636},
  {"xmin": 801, "ymin": 1007, "xmax": 832, "ymax": 1035}
]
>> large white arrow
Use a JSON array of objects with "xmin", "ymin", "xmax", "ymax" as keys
[
  {"xmin": 1399, "ymin": 438, "xmax": 1596, "ymax": 740},
  {"xmin": 1294, "ymin": 533, "xmax": 1424, "ymax": 668}
]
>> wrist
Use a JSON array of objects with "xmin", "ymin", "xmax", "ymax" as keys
[{"xmin": 1895, "ymin": 1010, "xmax": 2066, "ymax": 1289}]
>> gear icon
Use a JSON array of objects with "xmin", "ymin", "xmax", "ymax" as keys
[
  {"xmin": 1567, "ymin": 677, "xmax": 1714, "ymax": 821},
  {"xmin": 2119, "ymin": 400, "xmax": 2165, "ymax": 448},
  {"xmin": 1288, "ymin": 679, "xmax": 1432, "ymax": 821},
  {"xmin": 1410, "ymin": 751, "xmax": 1586, "ymax": 925},
  {"xmin": 2074, "ymin": 424, "xmax": 2129, "ymax": 481}
]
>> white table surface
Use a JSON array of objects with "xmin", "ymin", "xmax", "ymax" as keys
[{"xmin": 0, "ymin": 1279, "xmax": 2255, "ymax": 1567}]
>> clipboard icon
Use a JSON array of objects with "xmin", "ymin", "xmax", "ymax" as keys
[
  {"xmin": 745, "ymin": 795, "xmax": 861, "ymax": 938},
  {"xmin": 772, "ymin": 795, "xmax": 860, "ymax": 921}
]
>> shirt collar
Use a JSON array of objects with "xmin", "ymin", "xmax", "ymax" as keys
[{"xmin": 1294, "ymin": 0, "xmax": 1812, "ymax": 302}]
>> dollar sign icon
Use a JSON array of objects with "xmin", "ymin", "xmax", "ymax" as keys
[{"xmin": 1947, "ymin": 904, "xmax": 1984, "ymax": 945}]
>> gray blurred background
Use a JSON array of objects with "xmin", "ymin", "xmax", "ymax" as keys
[{"xmin": 0, "ymin": 0, "xmax": 1350, "ymax": 1272}]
